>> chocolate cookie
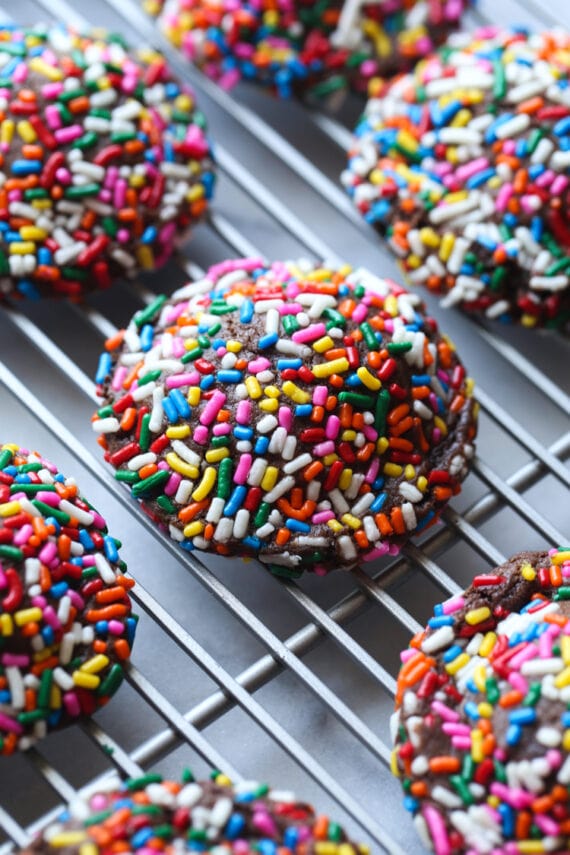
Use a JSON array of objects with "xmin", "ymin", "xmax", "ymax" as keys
[
  {"xmin": 93, "ymin": 258, "xmax": 477, "ymax": 576},
  {"xmin": 0, "ymin": 444, "xmax": 137, "ymax": 754},
  {"xmin": 0, "ymin": 24, "xmax": 215, "ymax": 301},
  {"xmin": 148, "ymin": 0, "xmax": 471, "ymax": 100},
  {"xmin": 392, "ymin": 548, "xmax": 570, "ymax": 854},
  {"xmin": 19, "ymin": 770, "xmax": 369, "ymax": 855},
  {"xmin": 342, "ymin": 28, "xmax": 570, "ymax": 330}
]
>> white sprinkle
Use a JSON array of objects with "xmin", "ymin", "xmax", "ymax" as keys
[
  {"xmin": 209, "ymin": 797, "xmax": 233, "ymax": 829},
  {"xmin": 58, "ymin": 500, "xmax": 93, "ymax": 527},
  {"xmin": 92, "ymin": 417, "xmax": 120, "ymax": 434},
  {"xmin": 283, "ymin": 453, "xmax": 313, "ymax": 474},
  {"xmin": 175, "ymin": 480, "xmax": 194, "ymax": 505},
  {"xmin": 171, "ymin": 441, "xmax": 201, "ymax": 466},
  {"xmin": 399, "ymin": 483, "xmax": 423, "ymax": 503},
  {"xmin": 421, "ymin": 626, "xmax": 455, "ymax": 654},
  {"xmin": 264, "ymin": 476, "xmax": 296, "ymax": 504},
  {"xmin": 53, "ymin": 667, "xmax": 74, "ymax": 691},
  {"xmin": 214, "ymin": 518, "xmax": 234, "ymax": 543},
  {"xmin": 282, "ymin": 436, "xmax": 297, "ymax": 460},
  {"xmin": 233, "ymin": 509, "xmax": 250, "ymax": 540},
  {"xmin": 247, "ymin": 459, "xmax": 268, "ymax": 486},
  {"xmin": 59, "ymin": 630, "xmax": 74, "ymax": 664},
  {"xmin": 338, "ymin": 536, "xmax": 357, "ymax": 562},
  {"xmin": 521, "ymin": 657, "xmax": 564, "ymax": 676},
  {"xmin": 94, "ymin": 553, "xmax": 117, "ymax": 584},
  {"xmin": 128, "ymin": 452, "xmax": 157, "ymax": 471},
  {"xmin": 256, "ymin": 415, "xmax": 278, "ymax": 434},
  {"xmin": 176, "ymin": 784, "xmax": 204, "ymax": 809},
  {"xmin": 530, "ymin": 275, "xmax": 569, "ymax": 292},
  {"xmin": 6, "ymin": 667, "xmax": 24, "ymax": 709}
]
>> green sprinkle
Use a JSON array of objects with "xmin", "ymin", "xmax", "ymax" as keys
[
  {"xmin": 38, "ymin": 669, "xmax": 53, "ymax": 709},
  {"xmin": 0, "ymin": 448, "xmax": 14, "ymax": 469},
  {"xmin": 492, "ymin": 60, "xmax": 506, "ymax": 100},
  {"xmin": 523, "ymin": 683, "xmax": 542, "ymax": 707},
  {"xmin": 115, "ymin": 470, "xmax": 140, "ymax": 484},
  {"xmin": 254, "ymin": 502, "xmax": 271, "ymax": 528},
  {"xmin": 450, "ymin": 775, "xmax": 474, "ymax": 805},
  {"xmin": 554, "ymin": 587, "xmax": 570, "ymax": 600},
  {"xmin": 137, "ymin": 369, "xmax": 162, "ymax": 386},
  {"xmin": 139, "ymin": 413, "xmax": 151, "ymax": 452},
  {"xmin": 125, "ymin": 774, "xmax": 164, "ymax": 791},
  {"xmin": 157, "ymin": 495, "xmax": 177, "ymax": 514},
  {"xmin": 98, "ymin": 664, "xmax": 124, "ymax": 697},
  {"xmin": 386, "ymin": 342, "xmax": 413, "ymax": 354},
  {"xmin": 31, "ymin": 501, "xmax": 70, "ymax": 525},
  {"xmin": 135, "ymin": 295, "xmax": 168, "ymax": 328},
  {"xmin": 131, "ymin": 470, "xmax": 170, "ymax": 498},
  {"xmin": 337, "ymin": 392, "xmax": 375, "ymax": 409},
  {"xmin": 84, "ymin": 810, "xmax": 113, "ymax": 827},
  {"xmin": 282, "ymin": 315, "xmax": 300, "ymax": 335},
  {"xmin": 10, "ymin": 483, "xmax": 56, "ymax": 494},
  {"xmin": 217, "ymin": 458, "xmax": 233, "ymax": 500},
  {"xmin": 17, "ymin": 710, "xmax": 46, "ymax": 725},
  {"xmin": 359, "ymin": 322, "xmax": 378, "ymax": 350},
  {"xmin": 374, "ymin": 389, "xmax": 391, "ymax": 435},
  {"xmin": 64, "ymin": 183, "xmax": 100, "ymax": 198},
  {"xmin": 181, "ymin": 347, "xmax": 203, "ymax": 363}
]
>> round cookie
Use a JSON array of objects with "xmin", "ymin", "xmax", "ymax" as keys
[
  {"xmin": 342, "ymin": 28, "xmax": 570, "ymax": 330},
  {"xmin": 0, "ymin": 444, "xmax": 138, "ymax": 754},
  {"xmin": 19, "ymin": 770, "xmax": 369, "ymax": 855},
  {"xmin": 93, "ymin": 258, "xmax": 477, "ymax": 576},
  {"xmin": 148, "ymin": 0, "xmax": 471, "ymax": 100},
  {"xmin": 0, "ymin": 24, "xmax": 215, "ymax": 301},
  {"xmin": 392, "ymin": 547, "xmax": 570, "ymax": 855}
]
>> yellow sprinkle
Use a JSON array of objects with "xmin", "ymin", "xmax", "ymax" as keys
[
  {"xmin": 50, "ymin": 683, "xmax": 61, "ymax": 710},
  {"xmin": 473, "ymin": 665, "xmax": 487, "ymax": 694},
  {"xmin": 31, "ymin": 199, "xmax": 52, "ymax": 209},
  {"xmin": 362, "ymin": 18, "xmax": 391, "ymax": 58},
  {"xmin": 314, "ymin": 844, "xmax": 339, "ymax": 855},
  {"xmin": 338, "ymin": 469, "xmax": 353, "ymax": 491},
  {"xmin": 20, "ymin": 226, "xmax": 47, "ymax": 241},
  {"xmin": 479, "ymin": 632, "xmax": 497, "ymax": 658},
  {"xmin": 183, "ymin": 521, "xmax": 204, "ymax": 538},
  {"xmin": 404, "ymin": 465, "xmax": 416, "ymax": 481},
  {"xmin": 80, "ymin": 655, "xmax": 110, "ymax": 674},
  {"xmin": 129, "ymin": 174, "xmax": 145, "ymax": 189},
  {"xmin": 0, "ymin": 119, "xmax": 14, "ymax": 146},
  {"xmin": 446, "ymin": 190, "xmax": 469, "ymax": 204},
  {"xmin": 305, "ymin": 268, "xmax": 332, "ymax": 282},
  {"xmin": 341, "ymin": 430, "xmax": 356, "ymax": 442},
  {"xmin": 384, "ymin": 295, "xmax": 399, "ymax": 317},
  {"xmin": 384, "ymin": 463, "xmax": 403, "ymax": 477},
  {"xmin": 323, "ymin": 453, "xmax": 339, "ymax": 466},
  {"xmin": 357, "ymin": 366, "xmax": 381, "ymax": 391},
  {"xmin": 245, "ymin": 376, "xmax": 262, "ymax": 399},
  {"xmin": 390, "ymin": 748, "xmax": 400, "ymax": 777},
  {"xmin": 187, "ymin": 184, "xmax": 204, "ymax": 202},
  {"xmin": 312, "ymin": 358, "xmax": 349, "ymax": 378},
  {"xmin": 341, "ymin": 513, "xmax": 361, "ymax": 530},
  {"xmin": 419, "ymin": 227, "xmax": 440, "ymax": 248},
  {"xmin": 445, "ymin": 652, "xmax": 470, "ymax": 675},
  {"xmin": 187, "ymin": 387, "xmax": 201, "ymax": 407},
  {"xmin": 226, "ymin": 340, "xmax": 242, "ymax": 353},
  {"xmin": 451, "ymin": 108, "xmax": 472, "ymax": 127},
  {"xmin": 48, "ymin": 833, "xmax": 88, "ymax": 848},
  {"xmin": 369, "ymin": 167, "xmax": 386, "ymax": 186},
  {"xmin": 517, "ymin": 842, "xmax": 547, "ymax": 854},
  {"xmin": 166, "ymin": 425, "xmax": 191, "ymax": 439},
  {"xmin": 396, "ymin": 129, "xmax": 419, "ymax": 154},
  {"xmin": 554, "ymin": 666, "xmax": 570, "ymax": 689},
  {"xmin": 72, "ymin": 671, "xmax": 100, "ymax": 690},
  {"xmin": 166, "ymin": 452, "xmax": 199, "ymax": 480},
  {"xmin": 327, "ymin": 519, "xmax": 343, "ymax": 533},
  {"xmin": 520, "ymin": 562, "xmax": 536, "ymax": 581},
  {"xmin": 9, "ymin": 242, "xmax": 36, "ymax": 255},
  {"xmin": 282, "ymin": 380, "xmax": 310, "ymax": 404},
  {"xmin": 416, "ymin": 476, "xmax": 428, "ymax": 492},
  {"xmin": 14, "ymin": 608, "xmax": 42, "ymax": 626},
  {"xmin": 259, "ymin": 398, "xmax": 279, "ymax": 413},
  {"xmin": 192, "ymin": 467, "xmax": 217, "ymax": 502},
  {"xmin": 312, "ymin": 335, "xmax": 335, "ymax": 353},
  {"xmin": 563, "ymin": 729, "xmax": 570, "ymax": 752},
  {"xmin": 465, "ymin": 607, "xmax": 491, "ymax": 626},
  {"xmin": 406, "ymin": 254, "xmax": 422, "ymax": 270},
  {"xmin": 439, "ymin": 232, "xmax": 455, "ymax": 262},
  {"xmin": 562, "ymin": 636, "xmax": 570, "ymax": 666},
  {"xmin": 260, "ymin": 466, "xmax": 278, "ymax": 492},
  {"xmin": 0, "ymin": 501, "xmax": 21, "ymax": 517},
  {"xmin": 486, "ymin": 795, "xmax": 500, "ymax": 809},
  {"xmin": 205, "ymin": 448, "xmax": 230, "ymax": 463},
  {"xmin": 264, "ymin": 385, "xmax": 281, "ymax": 399},
  {"xmin": 478, "ymin": 702, "xmax": 494, "ymax": 718},
  {"xmin": 16, "ymin": 120, "xmax": 36, "ymax": 143},
  {"xmin": 377, "ymin": 437, "xmax": 389, "ymax": 454},
  {"xmin": 471, "ymin": 728, "xmax": 484, "ymax": 763},
  {"xmin": 136, "ymin": 245, "xmax": 154, "ymax": 271},
  {"xmin": 0, "ymin": 614, "xmax": 13, "ymax": 636},
  {"xmin": 521, "ymin": 314, "xmax": 538, "ymax": 328},
  {"xmin": 214, "ymin": 773, "xmax": 232, "ymax": 787},
  {"xmin": 552, "ymin": 551, "xmax": 570, "ymax": 565},
  {"xmin": 184, "ymin": 339, "xmax": 200, "ymax": 351},
  {"xmin": 434, "ymin": 416, "xmax": 448, "ymax": 437},
  {"xmin": 79, "ymin": 844, "xmax": 99, "ymax": 855},
  {"xmin": 28, "ymin": 57, "xmax": 64, "ymax": 80}
]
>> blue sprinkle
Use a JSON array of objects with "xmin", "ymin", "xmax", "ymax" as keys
[
  {"xmin": 464, "ymin": 701, "xmax": 480, "ymax": 721},
  {"xmin": 141, "ymin": 225, "xmax": 157, "ymax": 244},
  {"xmin": 403, "ymin": 795, "xmax": 419, "ymax": 814},
  {"xmin": 240, "ymin": 299, "xmax": 254, "ymax": 323},
  {"xmin": 161, "ymin": 397, "xmax": 179, "ymax": 424},
  {"xmin": 169, "ymin": 389, "xmax": 191, "ymax": 418},
  {"xmin": 254, "ymin": 436, "xmax": 270, "ymax": 454},
  {"xmin": 509, "ymin": 708, "xmax": 536, "ymax": 726},
  {"xmin": 139, "ymin": 324, "xmax": 154, "ymax": 352},
  {"xmin": 258, "ymin": 332, "xmax": 278, "ymax": 349},
  {"xmin": 277, "ymin": 358, "xmax": 302, "ymax": 370},
  {"xmin": 131, "ymin": 829, "xmax": 154, "ymax": 849},
  {"xmin": 17, "ymin": 279, "xmax": 40, "ymax": 300},
  {"xmin": 412, "ymin": 374, "xmax": 431, "ymax": 386},
  {"xmin": 295, "ymin": 404, "xmax": 312, "ymax": 418},
  {"xmin": 561, "ymin": 712, "xmax": 570, "ymax": 728},
  {"xmin": 554, "ymin": 116, "xmax": 570, "ymax": 136},
  {"xmin": 11, "ymin": 159, "xmax": 42, "ymax": 175},
  {"xmin": 96, "ymin": 620, "xmax": 109, "ymax": 636},
  {"xmin": 45, "ymin": 516, "xmax": 60, "ymax": 535},
  {"xmin": 499, "ymin": 803, "xmax": 515, "ymax": 838},
  {"xmin": 466, "ymin": 168, "xmax": 496, "ymax": 189},
  {"xmin": 428, "ymin": 615, "xmax": 454, "ymax": 628},
  {"xmin": 224, "ymin": 814, "xmax": 245, "ymax": 840},
  {"xmin": 283, "ymin": 828, "xmax": 298, "ymax": 849},
  {"xmin": 286, "ymin": 519, "xmax": 311, "ymax": 533},
  {"xmin": 234, "ymin": 426, "xmax": 254, "ymax": 440},
  {"xmin": 217, "ymin": 370, "xmax": 242, "ymax": 383},
  {"xmin": 50, "ymin": 582, "xmax": 68, "ymax": 599},
  {"xmin": 103, "ymin": 536, "xmax": 119, "ymax": 564},
  {"xmin": 242, "ymin": 536, "xmax": 261, "ymax": 551},
  {"xmin": 443, "ymin": 644, "xmax": 463, "ymax": 664},
  {"xmin": 506, "ymin": 723, "xmax": 522, "ymax": 746},
  {"xmin": 370, "ymin": 493, "xmax": 387, "ymax": 513},
  {"xmin": 95, "ymin": 352, "xmax": 112, "ymax": 385},
  {"xmin": 224, "ymin": 485, "xmax": 247, "ymax": 516},
  {"xmin": 200, "ymin": 375, "xmax": 215, "ymax": 390},
  {"xmin": 41, "ymin": 626, "xmax": 54, "ymax": 646},
  {"xmin": 126, "ymin": 616, "xmax": 138, "ymax": 646}
]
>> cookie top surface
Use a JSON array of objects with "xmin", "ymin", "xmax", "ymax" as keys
[
  {"xmin": 20, "ymin": 771, "xmax": 369, "ymax": 855},
  {"xmin": 0, "ymin": 444, "xmax": 137, "ymax": 754},
  {"xmin": 93, "ymin": 258, "xmax": 477, "ymax": 576},
  {"xmin": 0, "ymin": 23, "xmax": 215, "ymax": 301},
  {"xmin": 150, "ymin": 0, "xmax": 470, "ymax": 100},
  {"xmin": 342, "ymin": 28, "xmax": 570, "ymax": 330},
  {"xmin": 392, "ymin": 548, "xmax": 570, "ymax": 855}
]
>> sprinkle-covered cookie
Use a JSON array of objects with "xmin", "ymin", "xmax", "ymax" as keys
[
  {"xmin": 392, "ymin": 548, "xmax": 570, "ymax": 855},
  {"xmin": 0, "ymin": 24, "xmax": 215, "ymax": 301},
  {"xmin": 93, "ymin": 258, "xmax": 477, "ymax": 576},
  {"xmin": 19, "ymin": 770, "xmax": 369, "ymax": 855},
  {"xmin": 148, "ymin": 0, "xmax": 471, "ymax": 100},
  {"xmin": 0, "ymin": 444, "xmax": 137, "ymax": 754},
  {"xmin": 342, "ymin": 28, "xmax": 570, "ymax": 330}
]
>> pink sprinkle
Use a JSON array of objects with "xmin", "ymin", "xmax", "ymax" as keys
[
  {"xmin": 248, "ymin": 357, "xmax": 271, "ymax": 373},
  {"xmin": 193, "ymin": 426, "xmax": 209, "ymax": 445},
  {"xmin": 311, "ymin": 510, "xmax": 335, "ymax": 525},
  {"xmin": 1, "ymin": 654, "xmax": 29, "ymax": 667},
  {"xmin": 278, "ymin": 303, "xmax": 302, "ymax": 315},
  {"xmin": 63, "ymin": 692, "xmax": 81, "ymax": 717},
  {"xmin": 534, "ymin": 814, "xmax": 560, "ymax": 835},
  {"xmin": 441, "ymin": 595, "xmax": 465, "ymax": 615},
  {"xmin": 233, "ymin": 454, "xmax": 252, "ymax": 485},
  {"xmin": 364, "ymin": 457, "xmax": 380, "ymax": 483},
  {"xmin": 325, "ymin": 415, "xmax": 340, "ymax": 440},
  {"xmin": 54, "ymin": 125, "xmax": 83, "ymax": 144},
  {"xmin": 36, "ymin": 491, "xmax": 60, "ymax": 507},
  {"xmin": 39, "ymin": 542, "xmax": 57, "ymax": 564},
  {"xmin": 45, "ymin": 104, "xmax": 62, "ymax": 130},
  {"xmin": 0, "ymin": 713, "xmax": 23, "ymax": 735},
  {"xmin": 451, "ymin": 736, "xmax": 472, "ymax": 750},
  {"xmin": 490, "ymin": 783, "xmax": 533, "ymax": 810},
  {"xmin": 114, "ymin": 178, "xmax": 127, "ymax": 210},
  {"xmin": 455, "ymin": 157, "xmax": 489, "ymax": 183},
  {"xmin": 236, "ymin": 400, "xmax": 251, "ymax": 424},
  {"xmin": 507, "ymin": 672, "xmax": 528, "ymax": 694},
  {"xmin": 431, "ymin": 701, "xmax": 461, "ymax": 722},
  {"xmin": 42, "ymin": 82, "xmax": 64, "ymax": 99},
  {"xmin": 111, "ymin": 365, "xmax": 128, "ymax": 392},
  {"xmin": 164, "ymin": 473, "xmax": 182, "ymax": 497},
  {"xmin": 199, "ymin": 390, "xmax": 226, "ymax": 426},
  {"xmin": 108, "ymin": 620, "xmax": 125, "ymax": 636},
  {"xmin": 278, "ymin": 406, "xmax": 293, "ymax": 431},
  {"xmin": 42, "ymin": 606, "xmax": 61, "ymax": 631},
  {"xmin": 213, "ymin": 423, "xmax": 231, "ymax": 436},
  {"xmin": 442, "ymin": 722, "xmax": 470, "ymax": 735},
  {"xmin": 252, "ymin": 812, "xmax": 278, "ymax": 837},
  {"xmin": 312, "ymin": 385, "xmax": 328, "ymax": 406},
  {"xmin": 13, "ymin": 524, "xmax": 33, "ymax": 546},
  {"xmin": 292, "ymin": 322, "xmax": 326, "ymax": 343},
  {"xmin": 551, "ymin": 175, "xmax": 569, "ymax": 195},
  {"xmin": 166, "ymin": 373, "xmax": 199, "ymax": 389},
  {"xmin": 362, "ymin": 543, "xmax": 390, "ymax": 561},
  {"xmin": 313, "ymin": 441, "xmax": 335, "ymax": 457},
  {"xmin": 351, "ymin": 303, "xmax": 368, "ymax": 323},
  {"xmin": 423, "ymin": 805, "xmax": 450, "ymax": 855},
  {"xmin": 495, "ymin": 183, "xmax": 513, "ymax": 213}
]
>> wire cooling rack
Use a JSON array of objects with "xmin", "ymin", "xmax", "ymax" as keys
[{"xmin": 0, "ymin": 0, "xmax": 569, "ymax": 852}]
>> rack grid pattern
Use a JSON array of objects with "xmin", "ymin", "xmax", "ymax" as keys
[{"xmin": 0, "ymin": 0, "xmax": 569, "ymax": 853}]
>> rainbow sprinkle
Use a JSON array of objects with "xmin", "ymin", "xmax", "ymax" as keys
[
  {"xmin": 93, "ymin": 258, "xmax": 477, "ymax": 576},
  {"xmin": 342, "ymin": 28, "xmax": 570, "ymax": 330},
  {"xmin": 392, "ymin": 548, "xmax": 570, "ymax": 855},
  {"xmin": 0, "ymin": 23, "xmax": 215, "ymax": 301},
  {"xmin": 0, "ymin": 444, "xmax": 137, "ymax": 754},
  {"xmin": 21, "ymin": 770, "xmax": 369, "ymax": 855},
  {"xmin": 147, "ymin": 0, "xmax": 471, "ymax": 100}
]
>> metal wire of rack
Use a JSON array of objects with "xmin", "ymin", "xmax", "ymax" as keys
[{"xmin": 0, "ymin": 0, "xmax": 568, "ymax": 852}]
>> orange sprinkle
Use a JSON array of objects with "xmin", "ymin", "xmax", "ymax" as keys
[{"xmin": 429, "ymin": 756, "xmax": 461, "ymax": 775}]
